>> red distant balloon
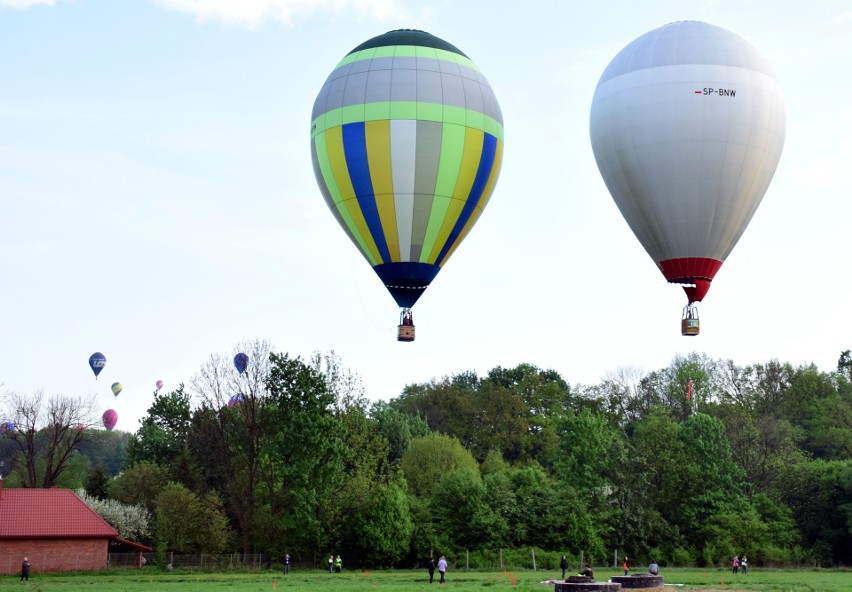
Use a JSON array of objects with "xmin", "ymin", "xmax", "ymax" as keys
[{"xmin": 102, "ymin": 409, "xmax": 118, "ymax": 431}]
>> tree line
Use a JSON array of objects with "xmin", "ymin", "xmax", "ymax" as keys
[{"xmin": 2, "ymin": 342, "xmax": 851, "ymax": 568}]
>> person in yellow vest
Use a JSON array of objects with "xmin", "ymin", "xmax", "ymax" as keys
[{"xmin": 334, "ymin": 555, "xmax": 342, "ymax": 573}]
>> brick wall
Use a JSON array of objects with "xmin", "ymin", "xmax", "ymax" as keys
[{"xmin": 0, "ymin": 538, "xmax": 109, "ymax": 574}]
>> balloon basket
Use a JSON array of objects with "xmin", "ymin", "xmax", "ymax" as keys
[
  {"xmin": 397, "ymin": 325, "xmax": 415, "ymax": 342},
  {"xmin": 681, "ymin": 304, "xmax": 700, "ymax": 336}
]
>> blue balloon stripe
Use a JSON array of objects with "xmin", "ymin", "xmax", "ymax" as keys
[
  {"xmin": 434, "ymin": 133, "xmax": 497, "ymax": 266},
  {"xmin": 342, "ymin": 123, "xmax": 391, "ymax": 264}
]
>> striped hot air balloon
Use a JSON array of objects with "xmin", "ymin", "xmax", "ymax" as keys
[
  {"xmin": 311, "ymin": 29, "xmax": 504, "ymax": 341},
  {"xmin": 589, "ymin": 21, "xmax": 786, "ymax": 335}
]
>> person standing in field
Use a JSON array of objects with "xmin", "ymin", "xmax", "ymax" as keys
[
  {"xmin": 437, "ymin": 555, "xmax": 447, "ymax": 584},
  {"xmin": 560, "ymin": 555, "xmax": 568, "ymax": 580},
  {"xmin": 334, "ymin": 554, "xmax": 342, "ymax": 573},
  {"xmin": 282, "ymin": 554, "xmax": 291, "ymax": 575},
  {"xmin": 732, "ymin": 555, "xmax": 739, "ymax": 574},
  {"xmin": 328, "ymin": 554, "xmax": 334, "ymax": 573},
  {"xmin": 20, "ymin": 557, "xmax": 30, "ymax": 581},
  {"xmin": 622, "ymin": 556, "xmax": 630, "ymax": 576},
  {"xmin": 428, "ymin": 557, "xmax": 436, "ymax": 583},
  {"xmin": 740, "ymin": 554, "xmax": 748, "ymax": 575}
]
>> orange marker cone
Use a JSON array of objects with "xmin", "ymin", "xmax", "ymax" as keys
[{"xmin": 365, "ymin": 570, "xmax": 370, "ymax": 575}]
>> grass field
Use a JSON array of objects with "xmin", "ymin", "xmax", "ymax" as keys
[{"xmin": 8, "ymin": 567, "xmax": 851, "ymax": 592}]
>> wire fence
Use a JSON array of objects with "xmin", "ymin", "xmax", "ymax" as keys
[{"xmin": 108, "ymin": 553, "xmax": 322, "ymax": 572}]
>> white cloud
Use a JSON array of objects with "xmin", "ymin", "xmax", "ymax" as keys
[
  {"xmin": 0, "ymin": 0, "xmax": 56, "ymax": 8},
  {"xmin": 153, "ymin": 0, "xmax": 404, "ymax": 27},
  {"xmin": 833, "ymin": 10, "xmax": 852, "ymax": 24}
]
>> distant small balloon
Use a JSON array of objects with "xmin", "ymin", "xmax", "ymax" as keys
[
  {"xmin": 1, "ymin": 421, "xmax": 14, "ymax": 433},
  {"xmin": 111, "ymin": 382, "xmax": 123, "ymax": 397},
  {"xmin": 155, "ymin": 380, "xmax": 164, "ymax": 391},
  {"xmin": 89, "ymin": 352, "xmax": 106, "ymax": 379},
  {"xmin": 102, "ymin": 409, "xmax": 118, "ymax": 431},
  {"xmin": 234, "ymin": 353, "xmax": 249, "ymax": 374},
  {"xmin": 228, "ymin": 393, "xmax": 244, "ymax": 408}
]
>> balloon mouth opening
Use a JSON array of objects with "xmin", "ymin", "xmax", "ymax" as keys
[
  {"xmin": 676, "ymin": 279, "xmax": 711, "ymax": 303},
  {"xmin": 657, "ymin": 258, "xmax": 722, "ymax": 303}
]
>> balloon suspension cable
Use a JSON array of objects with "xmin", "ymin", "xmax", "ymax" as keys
[{"xmin": 347, "ymin": 249, "xmax": 396, "ymax": 332}]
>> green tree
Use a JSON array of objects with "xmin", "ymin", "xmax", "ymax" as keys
[
  {"xmin": 400, "ymin": 434, "xmax": 479, "ymax": 497},
  {"xmin": 774, "ymin": 459, "xmax": 852, "ymax": 564},
  {"xmin": 154, "ymin": 482, "xmax": 232, "ymax": 553},
  {"xmin": 189, "ymin": 339, "xmax": 273, "ymax": 556},
  {"xmin": 394, "ymin": 377, "xmax": 478, "ymax": 447},
  {"xmin": 108, "ymin": 460, "xmax": 169, "ymax": 513},
  {"xmin": 370, "ymin": 401, "xmax": 431, "ymax": 464},
  {"xmin": 716, "ymin": 403, "xmax": 804, "ymax": 498},
  {"xmin": 555, "ymin": 408, "xmax": 614, "ymax": 492},
  {"xmin": 84, "ymin": 465, "xmax": 110, "ymax": 500},
  {"xmin": 347, "ymin": 480, "xmax": 414, "ymax": 566},
  {"xmin": 254, "ymin": 352, "xmax": 347, "ymax": 555},
  {"xmin": 431, "ymin": 467, "xmax": 506, "ymax": 551},
  {"xmin": 126, "ymin": 385, "xmax": 192, "ymax": 468}
]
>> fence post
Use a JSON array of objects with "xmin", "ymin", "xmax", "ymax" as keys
[
  {"xmin": 500, "ymin": 549, "xmax": 503, "ymax": 571},
  {"xmin": 531, "ymin": 548, "xmax": 536, "ymax": 572},
  {"xmin": 614, "ymin": 549, "xmax": 617, "ymax": 569},
  {"xmin": 466, "ymin": 550, "xmax": 469, "ymax": 571}
]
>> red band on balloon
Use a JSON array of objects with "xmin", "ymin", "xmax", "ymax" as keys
[{"xmin": 657, "ymin": 258, "xmax": 723, "ymax": 302}]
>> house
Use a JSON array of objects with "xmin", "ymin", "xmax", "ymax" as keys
[{"xmin": 0, "ymin": 477, "xmax": 150, "ymax": 574}]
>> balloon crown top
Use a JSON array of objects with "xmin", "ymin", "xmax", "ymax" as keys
[
  {"xmin": 597, "ymin": 20, "xmax": 777, "ymax": 84},
  {"xmin": 347, "ymin": 29, "xmax": 468, "ymax": 58}
]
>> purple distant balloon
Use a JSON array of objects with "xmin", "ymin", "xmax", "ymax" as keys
[
  {"xmin": 155, "ymin": 380, "xmax": 164, "ymax": 391},
  {"xmin": 234, "ymin": 353, "xmax": 249, "ymax": 374},
  {"xmin": 102, "ymin": 409, "xmax": 118, "ymax": 431}
]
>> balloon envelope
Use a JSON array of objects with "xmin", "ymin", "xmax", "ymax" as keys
[
  {"xmin": 111, "ymin": 382, "xmax": 123, "ymax": 397},
  {"xmin": 155, "ymin": 380, "xmax": 164, "ymax": 391},
  {"xmin": 102, "ymin": 409, "xmax": 118, "ymax": 431},
  {"xmin": 589, "ymin": 21, "xmax": 786, "ymax": 303},
  {"xmin": 89, "ymin": 352, "xmax": 107, "ymax": 378},
  {"xmin": 234, "ymin": 353, "xmax": 249, "ymax": 374},
  {"xmin": 311, "ymin": 29, "xmax": 504, "ymax": 307}
]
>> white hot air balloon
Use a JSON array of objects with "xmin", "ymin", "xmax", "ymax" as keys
[{"xmin": 589, "ymin": 21, "xmax": 786, "ymax": 335}]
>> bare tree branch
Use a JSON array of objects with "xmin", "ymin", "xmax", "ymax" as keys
[{"xmin": 1, "ymin": 390, "xmax": 99, "ymax": 487}]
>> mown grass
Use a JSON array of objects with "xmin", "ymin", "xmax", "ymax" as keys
[{"xmin": 8, "ymin": 567, "xmax": 851, "ymax": 592}]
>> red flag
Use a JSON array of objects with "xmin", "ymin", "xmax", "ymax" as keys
[{"xmin": 687, "ymin": 379, "xmax": 693, "ymax": 401}]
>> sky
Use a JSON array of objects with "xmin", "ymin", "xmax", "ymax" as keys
[{"xmin": 2, "ymin": 0, "xmax": 851, "ymax": 433}]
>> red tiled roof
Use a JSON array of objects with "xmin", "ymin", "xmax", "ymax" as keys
[{"xmin": 0, "ymin": 487, "xmax": 117, "ymax": 539}]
